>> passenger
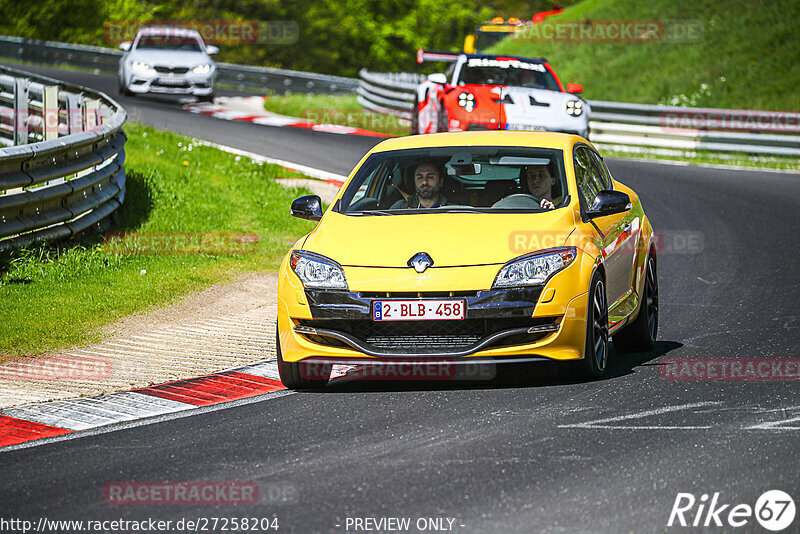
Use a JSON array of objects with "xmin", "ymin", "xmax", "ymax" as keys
[
  {"xmin": 521, "ymin": 164, "xmax": 559, "ymax": 209},
  {"xmin": 391, "ymin": 162, "xmax": 448, "ymax": 209}
]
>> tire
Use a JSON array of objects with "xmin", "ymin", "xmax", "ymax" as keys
[
  {"xmin": 580, "ymin": 271, "xmax": 610, "ymax": 379},
  {"xmin": 276, "ymin": 322, "xmax": 330, "ymax": 390},
  {"xmin": 118, "ymin": 79, "xmax": 132, "ymax": 97},
  {"xmin": 198, "ymin": 91, "xmax": 216, "ymax": 103},
  {"xmin": 410, "ymin": 95, "xmax": 419, "ymax": 135},
  {"xmin": 436, "ymin": 101, "xmax": 448, "ymax": 132},
  {"xmin": 613, "ymin": 253, "xmax": 658, "ymax": 352}
]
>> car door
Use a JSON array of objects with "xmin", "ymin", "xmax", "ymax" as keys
[
  {"xmin": 573, "ymin": 146, "xmax": 631, "ymax": 307},
  {"xmin": 589, "ymin": 150, "xmax": 641, "ymax": 307}
]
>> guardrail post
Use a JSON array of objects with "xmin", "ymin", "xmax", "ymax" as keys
[
  {"xmin": 66, "ymin": 93, "xmax": 83, "ymax": 134},
  {"xmin": 13, "ymin": 78, "xmax": 29, "ymax": 146},
  {"xmin": 84, "ymin": 98, "xmax": 100, "ymax": 133},
  {"xmin": 42, "ymin": 85, "xmax": 59, "ymax": 141}
]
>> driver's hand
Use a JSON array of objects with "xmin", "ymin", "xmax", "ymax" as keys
[{"xmin": 540, "ymin": 198, "xmax": 555, "ymax": 210}]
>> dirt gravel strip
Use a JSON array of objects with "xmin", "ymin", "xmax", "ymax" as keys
[{"xmin": 0, "ymin": 272, "xmax": 280, "ymax": 410}]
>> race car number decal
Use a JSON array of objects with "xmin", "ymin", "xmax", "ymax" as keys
[
  {"xmin": 466, "ymin": 58, "xmax": 546, "ymax": 72},
  {"xmin": 372, "ymin": 300, "xmax": 465, "ymax": 321}
]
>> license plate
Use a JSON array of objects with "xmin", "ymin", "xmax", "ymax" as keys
[
  {"xmin": 157, "ymin": 77, "xmax": 184, "ymax": 85},
  {"xmin": 506, "ymin": 124, "xmax": 547, "ymax": 131},
  {"xmin": 372, "ymin": 300, "xmax": 465, "ymax": 321}
]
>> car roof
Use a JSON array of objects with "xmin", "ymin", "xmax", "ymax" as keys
[
  {"xmin": 369, "ymin": 131, "xmax": 589, "ymax": 153},
  {"xmin": 463, "ymin": 53, "xmax": 547, "ymax": 64}
]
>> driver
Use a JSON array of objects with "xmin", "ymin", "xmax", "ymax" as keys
[
  {"xmin": 391, "ymin": 162, "xmax": 448, "ymax": 209},
  {"xmin": 521, "ymin": 164, "xmax": 559, "ymax": 209}
]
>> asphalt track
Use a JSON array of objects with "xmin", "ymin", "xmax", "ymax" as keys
[{"xmin": 1, "ymin": 65, "xmax": 799, "ymax": 534}]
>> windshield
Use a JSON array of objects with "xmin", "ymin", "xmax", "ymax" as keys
[
  {"xmin": 135, "ymin": 35, "xmax": 203, "ymax": 52},
  {"xmin": 458, "ymin": 58, "xmax": 560, "ymax": 90},
  {"xmin": 337, "ymin": 146, "xmax": 568, "ymax": 215}
]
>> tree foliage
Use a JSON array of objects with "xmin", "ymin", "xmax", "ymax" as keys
[{"xmin": 1, "ymin": 0, "xmax": 576, "ymax": 75}]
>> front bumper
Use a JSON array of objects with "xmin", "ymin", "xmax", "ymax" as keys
[
  {"xmin": 278, "ymin": 287, "xmax": 589, "ymax": 364},
  {"xmin": 126, "ymin": 72, "xmax": 215, "ymax": 95}
]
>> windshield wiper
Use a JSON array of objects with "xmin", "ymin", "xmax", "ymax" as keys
[
  {"xmin": 436, "ymin": 207, "xmax": 486, "ymax": 213},
  {"xmin": 356, "ymin": 210, "xmax": 396, "ymax": 216}
]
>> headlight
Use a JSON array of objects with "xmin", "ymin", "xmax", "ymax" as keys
[
  {"xmin": 290, "ymin": 251, "xmax": 348, "ymax": 290},
  {"xmin": 458, "ymin": 92, "xmax": 475, "ymax": 112},
  {"xmin": 566, "ymin": 100, "xmax": 583, "ymax": 116},
  {"xmin": 131, "ymin": 61, "xmax": 153, "ymax": 74},
  {"xmin": 193, "ymin": 64, "xmax": 212, "ymax": 74},
  {"xmin": 493, "ymin": 247, "xmax": 576, "ymax": 288}
]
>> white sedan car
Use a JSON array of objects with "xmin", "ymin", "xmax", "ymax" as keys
[{"xmin": 118, "ymin": 27, "xmax": 218, "ymax": 101}]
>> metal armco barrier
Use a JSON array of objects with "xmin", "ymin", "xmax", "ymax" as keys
[
  {"xmin": 0, "ymin": 65, "xmax": 126, "ymax": 251},
  {"xmin": 0, "ymin": 35, "xmax": 358, "ymax": 95},
  {"xmin": 358, "ymin": 69, "xmax": 800, "ymax": 157}
]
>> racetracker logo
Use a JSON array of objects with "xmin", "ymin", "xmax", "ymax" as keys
[
  {"xmin": 3, "ymin": 108, "xmax": 103, "ymax": 134},
  {"xmin": 660, "ymin": 109, "xmax": 800, "ymax": 134},
  {"xmin": 1, "ymin": 355, "xmax": 111, "ymax": 380},
  {"xmin": 104, "ymin": 482, "xmax": 258, "ymax": 505},
  {"xmin": 661, "ymin": 358, "xmax": 800, "ymax": 381},
  {"xmin": 668, "ymin": 490, "xmax": 795, "ymax": 531},
  {"xmin": 104, "ymin": 20, "xmax": 298, "ymax": 45},
  {"xmin": 300, "ymin": 362, "xmax": 496, "ymax": 382},
  {"xmin": 103, "ymin": 232, "xmax": 259, "ymax": 255},
  {"xmin": 510, "ymin": 19, "xmax": 703, "ymax": 43},
  {"xmin": 301, "ymin": 109, "xmax": 407, "ymax": 131},
  {"xmin": 507, "ymin": 230, "xmax": 704, "ymax": 255}
]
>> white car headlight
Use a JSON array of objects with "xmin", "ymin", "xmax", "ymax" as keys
[
  {"xmin": 290, "ymin": 251, "xmax": 348, "ymax": 290},
  {"xmin": 458, "ymin": 92, "xmax": 475, "ymax": 112},
  {"xmin": 131, "ymin": 61, "xmax": 153, "ymax": 74},
  {"xmin": 566, "ymin": 100, "xmax": 583, "ymax": 116},
  {"xmin": 193, "ymin": 64, "xmax": 212, "ymax": 75},
  {"xmin": 493, "ymin": 247, "xmax": 576, "ymax": 288}
]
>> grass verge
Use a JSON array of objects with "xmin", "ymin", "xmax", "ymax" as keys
[
  {"xmin": 263, "ymin": 93, "xmax": 408, "ymax": 136},
  {"xmin": 0, "ymin": 123, "xmax": 317, "ymax": 360}
]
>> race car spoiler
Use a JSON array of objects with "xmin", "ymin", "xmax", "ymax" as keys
[{"xmin": 416, "ymin": 48, "xmax": 460, "ymax": 64}]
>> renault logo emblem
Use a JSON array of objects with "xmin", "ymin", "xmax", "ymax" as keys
[{"xmin": 408, "ymin": 252, "xmax": 433, "ymax": 273}]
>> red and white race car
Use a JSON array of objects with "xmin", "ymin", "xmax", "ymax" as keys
[{"xmin": 411, "ymin": 50, "xmax": 590, "ymax": 137}]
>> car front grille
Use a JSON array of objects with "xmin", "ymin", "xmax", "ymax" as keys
[
  {"xmin": 297, "ymin": 317, "xmax": 556, "ymax": 355},
  {"xmin": 154, "ymin": 66, "xmax": 190, "ymax": 74}
]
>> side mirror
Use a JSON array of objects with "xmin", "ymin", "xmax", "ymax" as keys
[
  {"xmin": 291, "ymin": 195, "xmax": 324, "ymax": 221},
  {"xmin": 566, "ymin": 82, "xmax": 583, "ymax": 94},
  {"xmin": 427, "ymin": 73, "xmax": 447, "ymax": 84},
  {"xmin": 205, "ymin": 45, "xmax": 219, "ymax": 55},
  {"xmin": 586, "ymin": 190, "xmax": 631, "ymax": 219},
  {"xmin": 119, "ymin": 42, "xmax": 132, "ymax": 51}
]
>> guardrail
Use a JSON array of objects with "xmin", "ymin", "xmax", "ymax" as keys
[
  {"xmin": 0, "ymin": 65, "xmax": 126, "ymax": 251},
  {"xmin": 358, "ymin": 69, "xmax": 800, "ymax": 157},
  {"xmin": 0, "ymin": 35, "xmax": 358, "ymax": 95}
]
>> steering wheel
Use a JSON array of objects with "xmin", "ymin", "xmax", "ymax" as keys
[{"xmin": 492, "ymin": 193, "xmax": 542, "ymax": 209}]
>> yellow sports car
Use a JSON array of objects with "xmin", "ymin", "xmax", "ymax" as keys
[{"xmin": 277, "ymin": 131, "xmax": 658, "ymax": 388}]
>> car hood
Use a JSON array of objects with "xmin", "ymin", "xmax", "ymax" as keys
[
  {"xmin": 302, "ymin": 209, "xmax": 577, "ymax": 268},
  {"xmin": 127, "ymin": 49, "xmax": 212, "ymax": 67},
  {"xmin": 491, "ymin": 86, "xmax": 588, "ymax": 125}
]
